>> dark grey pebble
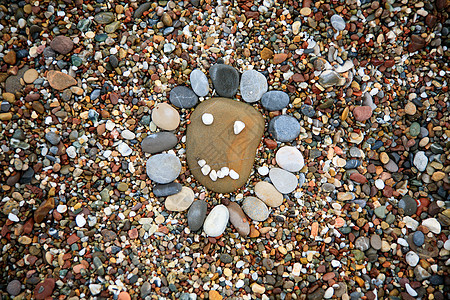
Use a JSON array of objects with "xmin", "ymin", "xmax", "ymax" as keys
[
  {"xmin": 261, "ymin": 91, "xmax": 290, "ymax": 111},
  {"xmin": 187, "ymin": 200, "xmax": 207, "ymax": 232},
  {"xmin": 169, "ymin": 86, "xmax": 198, "ymax": 109},
  {"xmin": 153, "ymin": 182, "xmax": 182, "ymax": 197}
]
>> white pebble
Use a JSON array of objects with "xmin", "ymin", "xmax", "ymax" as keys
[
  {"xmin": 258, "ymin": 166, "xmax": 269, "ymax": 176},
  {"xmin": 209, "ymin": 170, "xmax": 217, "ymax": 181},
  {"xmin": 117, "ymin": 142, "xmax": 132, "ymax": 156},
  {"xmin": 8, "ymin": 213, "xmax": 19, "ymax": 222},
  {"xmin": 324, "ymin": 287, "xmax": 334, "ymax": 299},
  {"xmin": 220, "ymin": 167, "xmax": 230, "ymax": 177},
  {"xmin": 57, "ymin": 204, "xmax": 67, "ymax": 214},
  {"xmin": 76, "ymin": 215, "xmax": 86, "ymax": 227},
  {"xmin": 405, "ymin": 251, "xmax": 419, "ymax": 267},
  {"xmin": 202, "ymin": 113, "xmax": 214, "ymax": 125},
  {"xmin": 201, "ymin": 164, "xmax": 211, "ymax": 176},
  {"xmin": 236, "ymin": 280, "xmax": 244, "ymax": 288},
  {"xmin": 121, "ymin": 129, "xmax": 136, "ymax": 140},
  {"xmin": 422, "ymin": 218, "xmax": 441, "ymax": 234},
  {"xmin": 229, "ymin": 169, "xmax": 239, "ymax": 180},
  {"xmin": 198, "ymin": 159, "xmax": 206, "ymax": 167},
  {"xmin": 66, "ymin": 145, "xmax": 77, "ymax": 158},
  {"xmin": 217, "ymin": 170, "xmax": 224, "ymax": 178},
  {"xmin": 375, "ymin": 179, "xmax": 385, "ymax": 189},
  {"xmin": 444, "ymin": 239, "xmax": 450, "ymax": 251},
  {"xmin": 405, "ymin": 283, "xmax": 417, "ymax": 297},
  {"xmin": 234, "ymin": 120, "xmax": 245, "ymax": 135}
]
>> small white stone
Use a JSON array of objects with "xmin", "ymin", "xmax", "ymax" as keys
[
  {"xmin": 375, "ymin": 179, "xmax": 385, "ymax": 189},
  {"xmin": 217, "ymin": 170, "xmax": 224, "ymax": 178},
  {"xmin": 220, "ymin": 167, "xmax": 230, "ymax": 177},
  {"xmin": 57, "ymin": 204, "xmax": 67, "ymax": 213},
  {"xmin": 201, "ymin": 164, "xmax": 211, "ymax": 176},
  {"xmin": 89, "ymin": 284, "xmax": 102, "ymax": 295},
  {"xmin": 324, "ymin": 287, "xmax": 334, "ymax": 299},
  {"xmin": 234, "ymin": 120, "xmax": 245, "ymax": 135},
  {"xmin": 405, "ymin": 283, "xmax": 417, "ymax": 297},
  {"xmin": 76, "ymin": 215, "xmax": 86, "ymax": 227},
  {"xmin": 8, "ymin": 213, "xmax": 19, "ymax": 222},
  {"xmin": 405, "ymin": 251, "xmax": 419, "ymax": 267},
  {"xmin": 229, "ymin": 169, "xmax": 239, "ymax": 180},
  {"xmin": 444, "ymin": 239, "xmax": 450, "ymax": 251},
  {"xmin": 236, "ymin": 279, "xmax": 244, "ymax": 288},
  {"xmin": 403, "ymin": 216, "xmax": 419, "ymax": 231},
  {"xmin": 66, "ymin": 145, "xmax": 77, "ymax": 158},
  {"xmin": 210, "ymin": 170, "xmax": 218, "ymax": 181},
  {"xmin": 422, "ymin": 218, "xmax": 441, "ymax": 234},
  {"xmin": 202, "ymin": 113, "xmax": 214, "ymax": 125},
  {"xmin": 121, "ymin": 129, "xmax": 136, "ymax": 140},
  {"xmin": 198, "ymin": 159, "xmax": 206, "ymax": 167},
  {"xmin": 258, "ymin": 166, "xmax": 269, "ymax": 176},
  {"xmin": 117, "ymin": 142, "xmax": 132, "ymax": 156}
]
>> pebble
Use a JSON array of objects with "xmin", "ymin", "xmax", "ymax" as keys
[
  {"xmin": 75, "ymin": 215, "xmax": 86, "ymax": 227},
  {"xmin": 268, "ymin": 115, "xmax": 301, "ymax": 142},
  {"xmin": 117, "ymin": 142, "xmax": 132, "ymax": 156},
  {"xmin": 50, "ymin": 35, "xmax": 74, "ymax": 54},
  {"xmin": 203, "ymin": 205, "xmax": 229, "ymax": 237},
  {"xmin": 165, "ymin": 186, "xmax": 194, "ymax": 212},
  {"xmin": 255, "ymin": 181, "xmax": 283, "ymax": 207},
  {"xmin": 7, "ymin": 280, "xmax": 21, "ymax": 296},
  {"xmin": 240, "ymin": 70, "xmax": 268, "ymax": 103},
  {"xmin": 201, "ymin": 113, "xmax": 214, "ymax": 125},
  {"xmin": 153, "ymin": 182, "xmax": 182, "ymax": 197},
  {"xmin": 330, "ymin": 14, "xmax": 346, "ymax": 31},
  {"xmin": 151, "ymin": 103, "xmax": 180, "ymax": 131},
  {"xmin": 146, "ymin": 153, "xmax": 181, "ymax": 184},
  {"xmin": 209, "ymin": 64, "xmax": 239, "ymax": 98},
  {"xmin": 47, "ymin": 70, "xmax": 77, "ymax": 90},
  {"xmin": 413, "ymin": 231, "xmax": 425, "ymax": 247},
  {"xmin": 422, "ymin": 218, "xmax": 441, "ymax": 234},
  {"xmin": 190, "ymin": 69, "xmax": 209, "ymax": 97},
  {"xmin": 140, "ymin": 282, "xmax": 151, "ymax": 298},
  {"xmin": 169, "ymin": 86, "xmax": 198, "ymax": 109},
  {"xmin": 89, "ymin": 284, "xmax": 102, "ymax": 295},
  {"xmin": 141, "ymin": 132, "xmax": 178, "ymax": 154},
  {"xmin": 398, "ymin": 195, "xmax": 417, "ymax": 216},
  {"xmin": 353, "ymin": 106, "xmax": 373, "ymax": 122},
  {"xmin": 370, "ymin": 234, "xmax": 382, "ymax": 250},
  {"xmin": 269, "ymin": 168, "xmax": 298, "ymax": 194},
  {"xmin": 275, "ymin": 146, "xmax": 304, "ymax": 172},
  {"xmin": 227, "ymin": 202, "xmax": 250, "ymax": 237},
  {"xmin": 261, "ymin": 90, "xmax": 290, "ymax": 111},
  {"xmin": 45, "ymin": 131, "xmax": 60, "ymax": 145},
  {"xmin": 354, "ymin": 236, "xmax": 370, "ymax": 251},
  {"xmin": 23, "ymin": 69, "xmax": 39, "ymax": 84},
  {"xmin": 187, "ymin": 200, "xmax": 207, "ymax": 231},
  {"xmin": 413, "ymin": 151, "xmax": 428, "ymax": 172},
  {"xmin": 242, "ymin": 196, "xmax": 269, "ymax": 221},
  {"xmin": 406, "ymin": 251, "xmax": 420, "ymax": 267}
]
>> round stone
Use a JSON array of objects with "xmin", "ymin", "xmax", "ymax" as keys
[
  {"xmin": 203, "ymin": 205, "xmax": 229, "ymax": 237},
  {"xmin": 209, "ymin": 64, "xmax": 239, "ymax": 98},
  {"xmin": 7, "ymin": 280, "xmax": 21, "ymax": 296},
  {"xmin": 190, "ymin": 69, "xmax": 209, "ymax": 97},
  {"xmin": 275, "ymin": 146, "xmax": 304, "ymax": 172},
  {"xmin": 413, "ymin": 231, "xmax": 425, "ymax": 247},
  {"xmin": 268, "ymin": 115, "xmax": 301, "ymax": 142},
  {"xmin": 151, "ymin": 103, "xmax": 180, "ymax": 131},
  {"xmin": 261, "ymin": 90, "xmax": 290, "ymax": 111},
  {"xmin": 413, "ymin": 151, "xmax": 428, "ymax": 172},
  {"xmin": 202, "ymin": 113, "xmax": 214, "ymax": 125},
  {"xmin": 354, "ymin": 236, "xmax": 370, "ymax": 251},
  {"xmin": 242, "ymin": 196, "xmax": 269, "ymax": 222},
  {"xmin": 255, "ymin": 181, "xmax": 283, "ymax": 207},
  {"xmin": 165, "ymin": 187, "xmax": 195, "ymax": 212},
  {"xmin": 269, "ymin": 168, "xmax": 298, "ymax": 194},
  {"xmin": 146, "ymin": 153, "xmax": 181, "ymax": 184},
  {"xmin": 23, "ymin": 69, "xmax": 39, "ymax": 84},
  {"xmin": 141, "ymin": 132, "xmax": 178, "ymax": 154},
  {"xmin": 330, "ymin": 14, "xmax": 346, "ymax": 31},
  {"xmin": 50, "ymin": 35, "xmax": 74, "ymax": 54},
  {"xmin": 370, "ymin": 234, "xmax": 382, "ymax": 250},
  {"xmin": 353, "ymin": 106, "xmax": 373, "ymax": 122},
  {"xmin": 240, "ymin": 69, "xmax": 268, "ymax": 103},
  {"xmin": 75, "ymin": 215, "xmax": 86, "ymax": 227},
  {"xmin": 169, "ymin": 86, "xmax": 198, "ymax": 109},
  {"xmin": 405, "ymin": 251, "xmax": 419, "ymax": 267},
  {"xmin": 409, "ymin": 122, "xmax": 421, "ymax": 136},
  {"xmin": 405, "ymin": 102, "xmax": 417, "ymax": 115},
  {"xmin": 187, "ymin": 200, "xmax": 207, "ymax": 231},
  {"xmin": 398, "ymin": 195, "xmax": 417, "ymax": 216}
]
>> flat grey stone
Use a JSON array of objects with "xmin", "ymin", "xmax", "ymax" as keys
[
  {"xmin": 209, "ymin": 64, "xmax": 239, "ymax": 98},
  {"xmin": 187, "ymin": 200, "xmax": 207, "ymax": 231},
  {"xmin": 45, "ymin": 131, "xmax": 61, "ymax": 145},
  {"xmin": 268, "ymin": 115, "xmax": 300, "ymax": 142},
  {"xmin": 141, "ymin": 132, "xmax": 178, "ymax": 154},
  {"xmin": 169, "ymin": 86, "xmax": 198, "ymax": 109},
  {"xmin": 331, "ymin": 14, "xmax": 346, "ymax": 31},
  {"xmin": 240, "ymin": 70, "xmax": 268, "ymax": 103},
  {"xmin": 190, "ymin": 69, "xmax": 209, "ymax": 97},
  {"xmin": 261, "ymin": 91, "xmax": 290, "ymax": 111},
  {"xmin": 269, "ymin": 167, "xmax": 298, "ymax": 194},
  {"xmin": 146, "ymin": 153, "xmax": 181, "ymax": 184},
  {"xmin": 153, "ymin": 182, "xmax": 182, "ymax": 197}
]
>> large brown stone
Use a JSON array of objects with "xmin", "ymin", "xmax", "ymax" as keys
[
  {"xmin": 47, "ymin": 70, "xmax": 77, "ymax": 90},
  {"xmin": 186, "ymin": 98, "xmax": 264, "ymax": 193},
  {"xmin": 34, "ymin": 197, "xmax": 55, "ymax": 223}
]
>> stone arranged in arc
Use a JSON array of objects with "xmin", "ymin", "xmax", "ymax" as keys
[
  {"xmin": 240, "ymin": 69, "xmax": 268, "ymax": 103},
  {"xmin": 275, "ymin": 146, "xmax": 304, "ymax": 172},
  {"xmin": 227, "ymin": 202, "xmax": 250, "ymax": 237},
  {"xmin": 146, "ymin": 153, "xmax": 181, "ymax": 184},
  {"xmin": 203, "ymin": 205, "xmax": 229, "ymax": 237},
  {"xmin": 209, "ymin": 64, "xmax": 240, "ymax": 98},
  {"xmin": 141, "ymin": 132, "xmax": 178, "ymax": 154},
  {"xmin": 165, "ymin": 186, "xmax": 195, "ymax": 212},
  {"xmin": 261, "ymin": 91, "xmax": 290, "ymax": 111},
  {"xmin": 187, "ymin": 200, "xmax": 207, "ymax": 231},
  {"xmin": 242, "ymin": 196, "xmax": 269, "ymax": 221},
  {"xmin": 255, "ymin": 181, "xmax": 283, "ymax": 207},
  {"xmin": 268, "ymin": 115, "xmax": 301, "ymax": 142},
  {"xmin": 153, "ymin": 182, "xmax": 182, "ymax": 197},
  {"xmin": 269, "ymin": 168, "xmax": 298, "ymax": 194},
  {"xmin": 169, "ymin": 86, "xmax": 198, "ymax": 109},
  {"xmin": 190, "ymin": 69, "xmax": 209, "ymax": 97},
  {"xmin": 151, "ymin": 103, "xmax": 180, "ymax": 131}
]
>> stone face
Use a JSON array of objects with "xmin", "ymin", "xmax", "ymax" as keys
[
  {"xmin": 153, "ymin": 182, "xmax": 182, "ymax": 197},
  {"xmin": 255, "ymin": 181, "xmax": 283, "ymax": 207},
  {"xmin": 269, "ymin": 168, "xmax": 298, "ymax": 194},
  {"xmin": 227, "ymin": 202, "xmax": 250, "ymax": 237},
  {"xmin": 242, "ymin": 196, "xmax": 269, "ymax": 221},
  {"xmin": 47, "ymin": 70, "xmax": 77, "ymax": 90},
  {"xmin": 261, "ymin": 91, "xmax": 290, "ymax": 111},
  {"xmin": 275, "ymin": 146, "xmax": 304, "ymax": 172},
  {"xmin": 165, "ymin": 187, "xmax": 195, "ymax": 212},
  {"xmin": 151, "ymin": 103, "xmax": 180, "ymax": 131},
  {"xmin": 240, "ymin": 70, "xmax": 268, "ymax": 103},
  {"xmin": 190, "ymin": 69, "xmax": 209, "ymax": 97},
  {"xmin": 203, "ymin": 205, "xmax": 229, "ymax": 237},
  {"xmin": 34, "ymin": 197, "xmax": 55, "ymax": 223},
  {"xmin": 169, "ymin": 86, "xmax": 198, "ymax": 109},
  {"xmin": 187, "ymin": 200, "xmax": 207, "ymax": 231},
  {"xmin": 186, "ymin": 98, "xmax": 264, "ymax": 193},
  {"xmin": 268, "ymin": 115, "xmax": 300, "ymax": 142},
  {"xmin": 146, "ymin": 153, "xmax": 181, "ymax": 184},
  {"xmin": 50, "ymin": 35, "xmax": 74, "ymax": 54},
  {"xmin": 209, "ymin": 64, "xmax": 239, "ymax": 98},
  {"xmin": 141, "ymin": 132, "xmax": 178, "ymax": 154}
]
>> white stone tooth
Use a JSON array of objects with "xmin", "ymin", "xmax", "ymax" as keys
[
  {"xmin": 209, "ymin": 170, "xmax": 217, "ymax": 181},
  {"xmin": 229, "ymin": 169, "xmax": 239, "ymax": 180},
  {"xmin": 217, "ymin": 170, "xmax": 224, "ymax": 178},
  {"xmin": 201, "ymin": 164, "xmax": 211, "ymax": 176},
  {"xmin": 202, "ymin": 113, "xmax": 214, "ymax": 125},
  {"xmin": 220, "ymin": 167, "xmax": 229, "ymax": 177},
  {"xmin": 233, "ymin": 120, "xmax": 245, "ymax": 135},
  {"xmin": 198, "ymin": 159, "xmax": 206, "ymax": 167}
]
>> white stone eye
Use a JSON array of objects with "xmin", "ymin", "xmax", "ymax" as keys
[
  {"xmin": 202, "ymin": 113, "xmax": 214, "ymax": 125},
  {"xmin": 234, "ymin": 120, "xmax": 245, "ymax": 135},
  {"xmin": 201, "ymin": 164, "xmax": 211, "ymax": 175}
]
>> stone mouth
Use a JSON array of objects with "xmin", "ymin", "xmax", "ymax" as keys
[{"xmin": 186, "ymin": 97, "xmax": 265, "ymax": 193}]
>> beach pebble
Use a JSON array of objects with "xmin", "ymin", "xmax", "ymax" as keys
[
  {"xmin": 413, "ymin": 151, "xmax": 428, "ymax": 172},
  {"xmin": 268, "ymin": 115, "xmax": 301, "ymax": 142},
  {"xmin": 151, "ymin": 103, "xmax": 180, "ymax": 131},
  {"xmin": 242, "ymin": 196, "xmax": 269, "ymax": 221},
  {"xmin": 240, "ymin": 70, "xmax": 268, "ymax": 103},
  {"xmin": 275, "ymin": 146, "xmax": 304, "ymax": 172},
  {"xmin": 261, "ymin": 91, "xmax": 290, "ymax": 111},
  {"xmin": 146, "ymin": 153, "xmax": 181, "ymax": 184},
  {"xmin": 187, "ymin": 200, "xmax": 207, "ymax": 231},
  {"xmin": 255, "ymin": 181, "xmax": 283, "ymax": 207},
  {"xmin": 165, "ymin": 187, "xmax": 195, "ymax": 212},
  {"xmin": 141, "ymin": 132, "xmax": 178, "ymax": 154},
  {"xmin": 203, "ymin": 205, "xmax": 229, "ymax": 237},
  {"xmin": 190, "ymin": 69, "xmax": 209, "ymax": 97},
  {"xmin": 209, "ymin": 64, "xmax": 239, "ymax": 98},
  {"xmin": 269, "ymin": 168, "xmax": 298, "ymax": 194},
  {"xmin": 169, "ymin": 86, "xmax": 198, "ymax": 109}
]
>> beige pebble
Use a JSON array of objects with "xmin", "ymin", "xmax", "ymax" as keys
[
  {"xmin": 251, "ymin": 283, "xmax": 266, "ymax": 294},
  {"xmin": 300, "ymin": 7, "xmax": 312, "ymax": 16},
  {"xmin": 431, "ymin": 171, "xmax": 445, "ymax": 181},
  {"xmin": 151, "ymin": 103, "xmax": 180, "ymax": 131},
  {"xmin": 405, "ymin": 102, "xmax": 417, "ymax": 115},
  {"xmin": 380, "ymin": 152, "xmax": 390, "ymax": 164},
  {"xmin": 23, "ymin": 69, "xmax": 39, "ymax": 84}
]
